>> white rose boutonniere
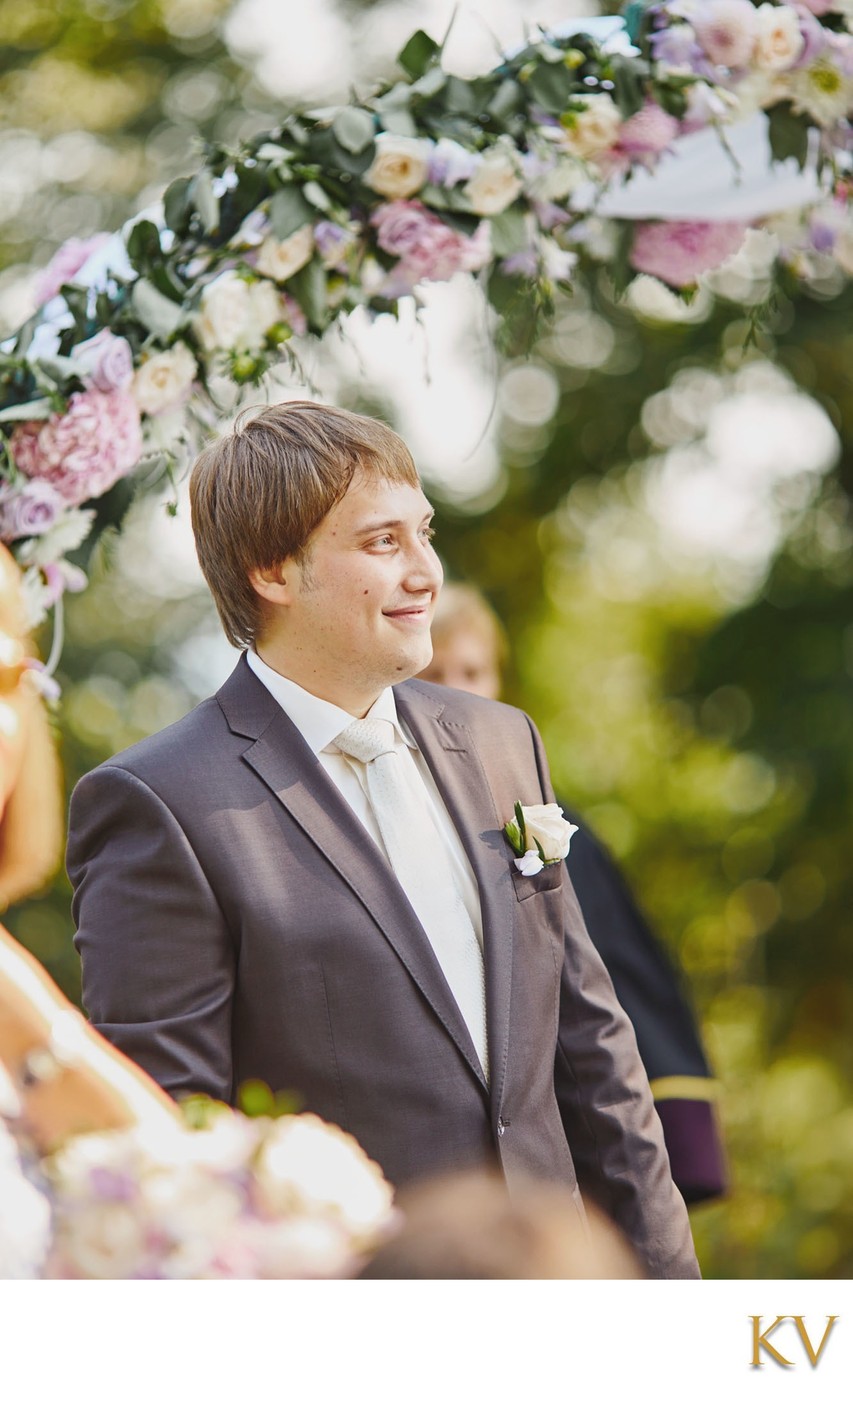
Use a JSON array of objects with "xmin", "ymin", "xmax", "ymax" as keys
[{"xmin": 504, "ymin": 802, "xmax": 578, "ymax": 876}]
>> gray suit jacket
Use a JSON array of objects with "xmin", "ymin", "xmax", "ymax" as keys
[{"xmin": 67, "ymin": 658, "xmax": 699, "ymax": 1278}]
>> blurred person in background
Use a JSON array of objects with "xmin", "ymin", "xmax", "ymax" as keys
[
  {"xmin": 359, "ymin": 1168, "xmax": 645, "ymax": 1279},
  {"xmin": 419, "ymin": 583, "xmax": 726, "ymax": 1206}
]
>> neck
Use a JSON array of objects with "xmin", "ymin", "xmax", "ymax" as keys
[{"xmin": 253, "ymin": 643, "xmax": 384, "ymax": 718}]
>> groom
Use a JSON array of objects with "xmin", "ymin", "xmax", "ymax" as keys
[{"xmin": 68, "ymin": 400, "xmax": 698, "ymax": 1278}]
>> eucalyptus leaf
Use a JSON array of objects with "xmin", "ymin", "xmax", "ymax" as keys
[
  {"xmin": 269, "ymin": 186, "xmax": 314, "ymax": 240},
  {"xmin": 609, "ymin": 54, "xmax": 647, "ymax": 119},
  {"xmin": 489, "ymin": 207, "xmax": 529, "ymax": 257},
  {"xmin": 767, "ymin": 101, "xmax": 809, "ymax": 170},
  {"xmin": 488, "ymin": 79, "xmax": 523, "ymax": 122},
  {"xmin": 397, "ymin": 28, "xmax": 440, "ymax": 81},
  {"xmin": 411, "ymin": 66, "xmax": 447, "ymax": 100},
  {"xmin": 0, "ymin": 398, "xmax": 53, "ymax": 423},
  {"xmin": 131, "ymin": 279, "xmax": 186, "ymax": 340},
  {"xmin": 256, "ymin": 143, "xmax": 293, "ymax": 165},
  {"xmin": 331, "ymin": 106, "xmax": 376, "ymax": 155},
  {"xmin": 192, "ymin": 170, "xmax": 220, "ymax": 234},
  {"xmin": 526, "ymin": 61, "xmax": 574, "ymax": 116},
  {"xmin": 126, "ymin": 219, "xmax": 162, "ymax": 273},
  {"xmin": 288, "ymin": 258, "xmax": 328, "ymax": 332},
  {"xmin": 163, "ymin": 176, "xmax": 191, "ymax": 235},
  {"xmin": 302, "ymin": 180, "xmax": 332, "ymax": 212}
]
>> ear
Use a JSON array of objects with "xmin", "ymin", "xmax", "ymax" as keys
[{"xmin": 248, "ymin": 562, "xmax": 293, "ymax": 607}]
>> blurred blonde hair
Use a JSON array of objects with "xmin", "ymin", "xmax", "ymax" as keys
[
  {"xmin": 430, "ymin": 583, "xmax": 508, "ymax": 668},
  {"xmin": 359, "ymin": 1169, "xmax": 645, "ymax": 1279}
]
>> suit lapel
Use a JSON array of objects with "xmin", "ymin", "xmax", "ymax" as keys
[
  {"xmin": 216, "ymin": 659, "xmax": 488, "ymax": 1091},
  {"xmin": 395, "ymin": 681, "xmax": 514, "ymax": 1117}
]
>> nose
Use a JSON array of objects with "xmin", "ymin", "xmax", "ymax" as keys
[{"xmin": 403, "ymin": 536, "xmax": 443, "ymax": 595}]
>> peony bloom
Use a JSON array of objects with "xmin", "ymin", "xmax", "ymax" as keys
[
  {"xmin": 33, "ymin": 233, "xmax": 110, "ymax": 305},
  {"xmin": 132, "ymin": 342, "xmax": 197, "ymax": 416},
  {"xmin": 630, "ymin": 219, "xmax": 748, "ymax": 287},
  {"xmin": 693, "ymin": 0, "xmax": 758, "ymax": 69},
  {"xmin": 0, "ymin": 480, "xmax": 65, "ymax": 542},
  {"xmin": 10, "ymin": 389, "xmax": 143, "ymax": 507},
  {"xmin": 559, "ymin": 94, "xmax": 623, "ymax": 160},
  {"xmin": 617, "ymin": 101, "xmax": 681, "ymax": 158},
  {"xmin": 753, "ymin": 3, "xmax": 805, "ymax": 71},
  {"xmin": 371, "ymin": 200, "xmax": 491, "ymax": 289},
  {"xmin": 256, "ymin": 225, "xmax": 315, "ymax": 284},
  {"xmin": 71, "ymin": 330, "xmax": 134, "ymax": 393},
  {"xmin": 364, "ymin": 134, "xmax": 431, "ymax": 199},
  {"xmin": 463, "ymin": 149, "xmax": 523, "ymax": 216}
]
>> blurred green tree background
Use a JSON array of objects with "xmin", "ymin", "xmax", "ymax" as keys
[{"xmin": 2, "ymin": 0, "xmax": 852, "ymax": 1277}]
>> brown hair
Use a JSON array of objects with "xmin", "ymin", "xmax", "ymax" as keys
[{"xmin": 190, "ymin": 400, "xmax": 421, "ymax": 649}]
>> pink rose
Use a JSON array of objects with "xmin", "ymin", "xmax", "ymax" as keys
[
  {"xmin": 0, "ymin": 480, "xmax": 65, "ymax": 542},
  {"xmin": 33, "ymin": 234, "xmax": 110, "ymax": 305},
  {"xmin": 630, "ymin": 220, "xmax": 748, "ymax": 287},
  {"xmin": 10, "ymin": 389, "xmax": 143, "ymax": 507},
  {"xmin": 693, "ymin": 0, "xmax": 758, "ymax": 69},
  {"xmin": 617, "ymin": 101, "xmax": 681, "ymax": 158},
  {"xmin": 371, "ymin": 201, "xmax": 490, "ymax": 290},
  {"xmin": 795, "ymin": 0, "xmax": 835, "ymax": 14},
  {"xmin": 72, "ymin": 330, "xmax": 134, "ymax": 392}
]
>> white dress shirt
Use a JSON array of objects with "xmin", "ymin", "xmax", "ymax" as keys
[{"xmin": 246, "ymin": 649, "xmax": 486, "ymax": 953}]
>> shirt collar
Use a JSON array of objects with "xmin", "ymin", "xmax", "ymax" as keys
[{"xmin": 246, "ymin": 649, "xmax": 416, "ymax": 755}]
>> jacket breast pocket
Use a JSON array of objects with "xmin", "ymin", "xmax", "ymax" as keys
[{"xmin": 511, "ymin": 860, "xmax": 564, "ymax": 902}]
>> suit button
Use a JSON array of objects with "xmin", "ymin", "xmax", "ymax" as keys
[{"xmin": 497, "ymin": 1117, "xmax": 507, "ymax": 1137}]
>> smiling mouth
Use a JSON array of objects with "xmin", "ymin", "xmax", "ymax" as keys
[{"xmin": 383, "ymin": 605, "xmax": 431, "ymax": 622}]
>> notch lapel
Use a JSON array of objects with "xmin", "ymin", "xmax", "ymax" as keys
[
  {"xmin": 216, "ymin": 659, "xmax": 487, "ymax": 1091},
  {"xmin": 395, "ymin": 681, "xmax": 514, "ymax": 1116}
]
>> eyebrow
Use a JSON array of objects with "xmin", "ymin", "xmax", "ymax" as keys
[{"xmin": 354, "ymin": 508, "xmax": 435, "ymax": 535}]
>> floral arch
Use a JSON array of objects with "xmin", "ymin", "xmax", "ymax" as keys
[{"xmin": 1, "ymin": 2, "xmax": 852, "ymax": 681}]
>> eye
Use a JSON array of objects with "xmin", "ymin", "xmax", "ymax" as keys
[{"xmin": 420, "ymin": 525, "xmax": 436, "ymax": 542}]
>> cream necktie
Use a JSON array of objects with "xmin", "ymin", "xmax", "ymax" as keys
[{"xmin": 334, "ymin": 717, "xmax": 489, "ymax": 1083}]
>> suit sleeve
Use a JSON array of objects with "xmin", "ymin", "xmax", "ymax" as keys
[
  {"xmin": 67, "ymin": 764, "xmax": 235, "ymax": 1104},
  {"xmin": 523, "ymin": 716, "xmax": 700, "ymax": 1279}
]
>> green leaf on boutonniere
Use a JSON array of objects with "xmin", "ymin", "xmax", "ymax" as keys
[
  {"xmin": 514, "ymin": 800, "xmax": 528, "ymax": 851},
  {"xmin": 504, "ymin": 818, "xmax": 523, "ymax": 854}
]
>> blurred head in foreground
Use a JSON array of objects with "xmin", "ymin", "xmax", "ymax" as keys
[
  {"xmin": 417, "ymin": 582, "xmax": 506, "ymax": 701},
  {"xmin": 0, "ymin": 546, "xmax": 175, "ymax": 1150},
  {"xmin": 358, "ymin": 1170, "xmax": 645, "ymax": 1279}
]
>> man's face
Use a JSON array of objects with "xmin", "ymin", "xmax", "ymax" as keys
[
  {"xmin": 418, "ymin": 628, "xmax": 502, "ymax": 700},
  {"xmin": 263, "ymin": 473, "xmax": 443, "ymax": 712}
]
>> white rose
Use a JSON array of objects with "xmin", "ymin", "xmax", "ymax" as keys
[
  {"xmin": 132, "ymin": 342, "xmax": 197, "ymax": 416},
  {"xmin": 195, "ymin": 273, "xmax": 283, "ymax": 353},
  {"xmin": 520, "ymin": 803, "xmax": 579, "ymax": 862},
  {"xmin": 463, "ymin": 150, "xmax": 523, "ymax": 216},
  {"xmin": 753, "ymin": 3, "xmax": 804, "ymax": 71},
  {"xmin": 364, "ymin": 134, "xmax": 431, "ymax": 199},
  {"xmin": 247, "ymin": 278, "xmax": 287, "ymax": 343},
  {"xmin": 560, "ymin": 95, "xmax": 623, "ymax": 160},
  {"xmin": 194, "ymin": 272, "xmax": 255, "ymax": 352},
  {"xmin": 256, "ymin": 225, "xmax": 314, "ymax": 284}
]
